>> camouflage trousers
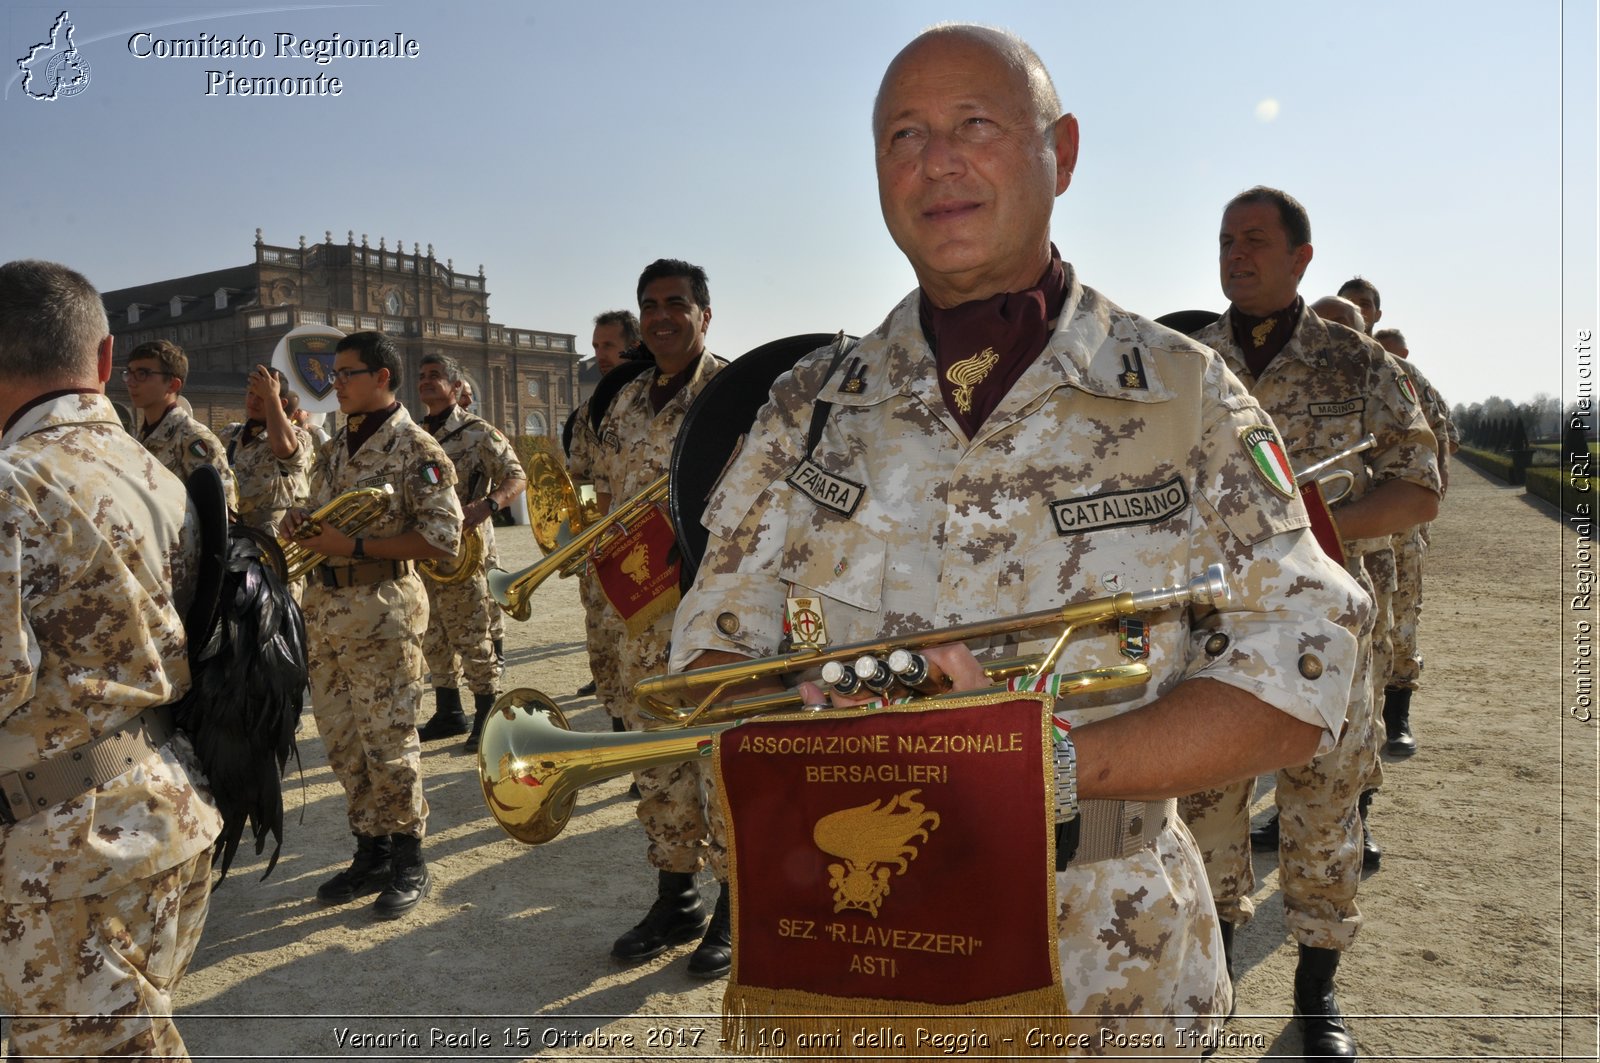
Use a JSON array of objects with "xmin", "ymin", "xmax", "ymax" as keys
[
  {"xmin": 0, "ymin": 848, "xmax": 211, "ymax": 1061},
  {"xmin": 310, "ymin": 632, "xmax": 430, "ymax": 839},
  {"xmin": 1055, "ymin": 821, "xmax": 1229, "ymax": 1057},
  {"xmin": 581, "ymin": 569, "xmax": 627, "ymax": 719},
  {"xmin": 422, "ymin": 569, "xmax": 500, "ymax": 696},
  {"xmin": 619, "ymin": 629, "xmax": 727, "ymax": 878},
  {"xmin": 1179, "ymin": 645, "xmax": 1375, "ymax": 952},
  {"xmin": 1389, "ymin": 526, "xmax": 1429, "ymax": 689}
]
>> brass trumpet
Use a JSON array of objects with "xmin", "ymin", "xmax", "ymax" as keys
[
  {"xmin": 488, "ymin": 473, "xmax": 669, "ymax": 622},
  {"xmin": 477, "ymin": 567, "xmax": 1229, "ymax": 844},
  {"xmin": 419, "ymin": 522, "xmax": 486, "ymax": 584},
  {"xmin": 1296, "ymin": 433, "xmax": 1377, "ymax": 505},
  {"xmin": 278, "ymin": 484, "xmax": 394, "ymax": 581},
  {"xmin": 635, "ymin": 564, "xmax": 1231, "ymax": 726}
]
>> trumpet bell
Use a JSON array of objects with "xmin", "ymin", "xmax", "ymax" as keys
[{"xmin": 478, "ymin": 687, "xmax": 718, "ymax": 844}]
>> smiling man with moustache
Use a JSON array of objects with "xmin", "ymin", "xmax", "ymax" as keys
[{"xmin": 589, "ymin": 260, "xmax": 731, "ymax": 977}]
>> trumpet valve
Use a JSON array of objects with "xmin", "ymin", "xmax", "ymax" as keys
[
  {"xmin": 887, "ymin": 648, "xmax": 953, "ymax": 695},
  {"xmin": 294, "ymin": 519, "xmax": 323, "ymax": 540},
  {"xmin": 852, "ymin": 655, "xmax": 897, "ymax": 695},
  {"xmin": 819, "ymin": 659, "xmax": 863, "ymax": 697}
]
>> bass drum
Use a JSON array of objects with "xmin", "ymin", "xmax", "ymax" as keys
[{"xmin": 669, "ymin": 333, "xmax": 843, "ymax": 592}]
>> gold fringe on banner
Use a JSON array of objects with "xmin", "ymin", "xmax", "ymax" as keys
[
  {"xmin": 721, "ymin": 986, "xmax": 1071, "ymax": 1059},
  {"xmin": 621, "ymin": 585, "xmax": 679, "ymax": 637}
]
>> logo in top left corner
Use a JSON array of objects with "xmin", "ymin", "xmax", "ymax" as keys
[{"xmin": 18, "ymin": 11, "xmax": 92, "ymax": 101}]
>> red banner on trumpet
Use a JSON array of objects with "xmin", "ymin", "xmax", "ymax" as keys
[{"xmin": 714, "ymin": 691, "xmax": 1070, "ymax": 1055}]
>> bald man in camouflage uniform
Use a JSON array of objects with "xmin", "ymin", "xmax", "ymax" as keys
[
  {"xmin": 284, "ymin": 331, "xmax": 462, "ymax": 921},
  {"xmin": 1180, "ymin": 190, "xmax": 1439, "ymax": 1058},
  {"xmin": 125, "ymin": 338, "xmax": 239, "ymax": 511},
  {"xmin": 226, "ymin": 364, "xmax": 312, "ymax": 537},
  {"xmin": 414, "ymin": 353, "xmax": 526, "ymax": 752},
  {"xmin": 593, "ymin": 260, "xmax": 731, "ymax": 978},
  {"xmin": 1, "ymin": 260, "xmax": 222, "ymax": 1060},
  {"xmin": 671, "ymin": 30, "xmax": 1369, "ymax": 1056}
]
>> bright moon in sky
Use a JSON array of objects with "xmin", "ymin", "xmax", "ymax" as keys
[{"xmin": 1256, "ymin": 98, "xmax": 1281, "ymax": 122}]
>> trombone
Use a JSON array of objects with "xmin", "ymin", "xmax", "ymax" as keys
[
  {"xmin": 277, "ymin": 484, "xmax": 394, "ymax": 581},
  {"xmin": 477, "ymin": 566, "xmax": 1230, "ymax": 845},
  {"xmin": 488, "ymin": 472, "xmax": 669, "ymax": 622}
]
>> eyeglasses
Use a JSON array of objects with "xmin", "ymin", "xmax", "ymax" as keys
[
  {"xmin": 121, "ymin": 367, "xmax": 174, "ymax": 383},
  {"xmin": 332, "ymin": 367, "xmax": 379, "ymax": 384}
]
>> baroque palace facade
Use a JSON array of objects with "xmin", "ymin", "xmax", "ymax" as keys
[{"xmin": 102, "ymin": 230, "xmax": 579, "ymax": 437}]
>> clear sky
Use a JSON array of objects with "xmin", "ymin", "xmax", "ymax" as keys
[{"xmin": 4, "ymin": 0, "xmax": 1594, "ymax": 412}]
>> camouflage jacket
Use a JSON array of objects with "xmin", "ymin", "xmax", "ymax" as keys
[
  {"xmin": 1195, "ymin": 307, "xmax": 1441, "ymax": 560},
  {"xmin": 225, "ymin": 419, "xmax": 313, "ymax": 536},
  {"xmin": 426, "ymin": 405, "xmax": 525, "ymax": 567},
  {"xmin": 139, "ymin": 402, "xmax": 239, "ymax": 511},
  {"xmin": 592, "ymin": 353, "xmax": 728, "ymax": 506},
  {"xmin": 304, "ymin": 405, "xmax": 463, "ymax": 641},
  {"xmin": 672, "ymin": 278, "xmax": 1369, "ymax": 750},
  {"xmin": 0, "ymin": 393, "xmax": 221, "ymax": 902}
]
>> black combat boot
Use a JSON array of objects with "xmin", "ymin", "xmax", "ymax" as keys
[
  {"xmin": 687, "ymin": 882, "xmax": 732, "ymax": 979},
  {"xmin": 1294, "ymin": 944, "xmax": 1358, "ymax": 1059},
  {"xmin": 493, "ymin": 638, "xmax": 505, "ymax": 669},
  {"xmin": 1250, "ymin": 810, "xmax": 1280, "ymax": 851},
  {"xmin": 1382, "ymin": 686, "xmax": 1417, "ymax": 757},
  {"xmin": 577, "ymin": 678, "xmax": 598, "ymax": 696},
  {"xmin": 611, "ymin": 871, "xmax": 708, "ymax": 963},
  {"xmin": 417, "ymin": 686, "xmax": 468, "ymax": 741},
  {"xmin": 1358, "ymin": 789, "xmax": 1382, "ymax": 871},
  {"xmin": 373, "ymin": 833, "xmax": 430, "ymax": 919},
  {"xmin": 316, "ymin": 834, "xmax": 393, "ymax": 904},
  {"xmin": 463, "ymin": 692, "xmax": 496, "ymax": 754}
]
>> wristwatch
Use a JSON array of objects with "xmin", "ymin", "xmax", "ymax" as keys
[
  {"xmin": 484, "ymin": 496, "xmax": 501, "ymax": 515},
  {"xmin": 352, "ymin": 537, "xmax": 366, "ymax": 559}
]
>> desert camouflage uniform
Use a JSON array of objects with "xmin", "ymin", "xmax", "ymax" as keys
[
  {"xmin": 1181, "ymin": 307, "xmax": 1439, "ymax": 951},
  {"xmin": 568, "ymin": 399, "xmax": 628, "ymax": 720},
  {"xmin": 671, "ymin": 278, "xmax": 1368, "ymax": 1054},
  {"xmin": 1, "ymin": 392, "xmax": 222, "ymax": 1060},
  {"xmin": 225, "ymin": 420, "xmax": 313, "ymax": 536},
  {"xmin": 1388, "ymin": 358, "xmax": 1455, "ymax": 690},
  {"xmin": 140, "ymin": 402, "xmax": 239, "ymax": 511},
  {"xmin": 303, "ymin": 407, "xmax": 462, "ymax": 840},
  {"xmin": 421, "ymin": 406, "xmax": 524, "ymax": 696},
  {"xmin": 594, "ymin": 353, "xmax": 730, "ymax": 875}
]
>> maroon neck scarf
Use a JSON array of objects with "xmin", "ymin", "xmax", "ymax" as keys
[
  {"xmin": 920, "ymin": 247, "xmax": 1068, "ymax": 438},
  {"xmin": 1230, "ymin": 296, "xmax": 1303, "ymax": 379},
  {"xmin": 648, "ymin": 353, "xmax": 702, "ymax": 414},
  {"xmin": 345, "ymin": 401, "xmax": 400, "ymax": 456}
]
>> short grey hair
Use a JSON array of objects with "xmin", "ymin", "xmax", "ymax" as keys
[
  {"xmin": 420, "ymin": 352, "xmax": 464, "ymax": 384},
  {"xmin": 1311, "ymin": 295, "xmax": 1365, "ymax": 333},
  {"xmin": 0, "ymin": 259, "xmax": 108, "ymax": 379},
  {"xmin": 874, "ymin": 24, "xmax": 1063, "ymax": 141}
]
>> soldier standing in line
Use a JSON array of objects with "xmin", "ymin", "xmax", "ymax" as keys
[
  {"xmin": 567, "ymin": 310, "xmax": 640, "ymax": 723},
  {"xmin": 225, "ymin": 364, "xmax": 313, "ymax": 538},
  {"xmin": 669, "ymin": 29, "xmax": 1370, "ymax": 1054},
  {"xmin": 1181, "ymin": 190, "xmax": 1440, "ymax": 1059},
  {"xmin": 125, "ymin": 338, "xmax": 239, "ymax": 511},
  {"xmin": 282, "ymin": 331, "xmax": 462, "ymax": 920},
  {"xmin": 413, "ymin": 353, "xmax": 527, "ymax": 752},
  {"xmin": 592, "ymin": 261, "xmax": 731, "ymax": 978},
  {"xmin": 0, "ymin": 259, "xmax": 223, "ymax": 1059}
]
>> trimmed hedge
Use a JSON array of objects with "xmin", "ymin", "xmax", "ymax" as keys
[
  {"xmin": 1525, "ymin": 466, "xmax": 1599, "ymax": 517},
  {"xmin": 1456, "ymin": 446, "xmax": 1515, "ymax": 483}
]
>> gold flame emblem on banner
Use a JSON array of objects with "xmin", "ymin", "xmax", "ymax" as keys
[
  {"xmin": 622, "ymin": 543, "xmax": 650, "ymax": 584},
  {"xmin": 813, "ymin": 789, "xmax": 941, "ymax": 918}
]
